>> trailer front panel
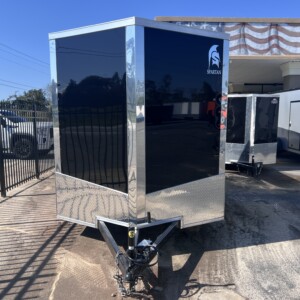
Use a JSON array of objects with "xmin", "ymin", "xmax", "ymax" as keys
[{"xmin": 49, "ymin": 17, "xmax": 229, "ymax": 229}]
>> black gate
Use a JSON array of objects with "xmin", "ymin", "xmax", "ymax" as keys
[{"xmin": 0, "ymin": 102, "xmax": 54, "ymax": 197}]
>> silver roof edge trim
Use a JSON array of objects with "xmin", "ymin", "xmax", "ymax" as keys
[
  {"xmin": 135, "ymin": 17, "xmax": 229, "ymax": 40},
  {"xmin": 49, "ymin": 16, "xmax": 229, "ymax": 40},
  {"xmin": 49, "ymin": 17, "xmax": 136, "ymax": 40}
]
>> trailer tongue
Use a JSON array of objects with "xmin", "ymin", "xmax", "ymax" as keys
[{"xmin": 98, "ymin": 220, "xmax": 177, "ymax": 297}]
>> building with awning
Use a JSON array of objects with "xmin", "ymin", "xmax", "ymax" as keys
[{"xmin": 156, "ymin": 17, "xmax": 300, "ymax": 93}]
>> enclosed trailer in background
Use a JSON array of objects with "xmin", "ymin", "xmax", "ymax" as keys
[
  {"xmin": 277, "ymin": 89, "xmax": 300, "ymax": 155},
  {"xmin": 226, "ymin": 94, "xmax": 279, "ymax": 173},
  {"xmin": 49, "ymin": 17, "xmax": 229, "ymax": 296}
]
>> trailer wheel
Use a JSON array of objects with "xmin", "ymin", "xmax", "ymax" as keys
[
  {"xmin": 277, "ymin": 138, "xmax": 283, "ymax": 153},
  {"xmin": 13, "ymin": 138, "xmax": 34, "ymax": 159}
]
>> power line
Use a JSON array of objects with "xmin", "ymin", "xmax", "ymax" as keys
[
  {"xmin": 0, "ymin": 47, "xmax": 48, "ymax": 69},
  {"xmin": 0, "ymin": 83, "xmax": 27, "ymax": 91},
  {"xmin": 0, "ymin": 42, "xmax": 49, "ymax": 66},
  {"xmin": 0, "ymin": 56, "xmax": 50, "ymax": 76},
  {"xmin": 57, "ymin": 46, "xmax": 124, "ymax": 58},
  {"xmin": 58, "ymin": 46, "xmax": 124, "ymax": 55},
  {"xmin": 57, "ymin": 51, "xmax": 124, "ymax": 58},
  {"xmin": 0, "ymin": 78, "xmax": 35, "ymax": 89}
]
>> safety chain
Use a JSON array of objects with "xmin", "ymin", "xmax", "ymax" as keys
[
  {"xmin": 114, "ymin": 252, "xmax": 127, "ymax": 297},
  {"xmin": 113, "ymin": 252, "xmax": 152, "ymax": 299}
]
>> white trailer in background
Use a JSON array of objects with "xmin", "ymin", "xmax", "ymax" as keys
[
  {"xmin": 277, "ymin": 90, "xmax": 300, "ymax": 155},
  {"xmin": 225, "ymin": 94, "xmax": 279, "ymax": 175}
]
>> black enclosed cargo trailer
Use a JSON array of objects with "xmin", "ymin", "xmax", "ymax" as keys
[{"xmin": 49, "ymin": 17, "xmax": 229, "ymax": 296}]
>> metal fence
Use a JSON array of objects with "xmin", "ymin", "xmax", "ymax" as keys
[{"xmin": 0, "ymin": 102, "xmax": 54, "ymax": 197}]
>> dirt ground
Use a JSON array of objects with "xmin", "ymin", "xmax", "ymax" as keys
[{"xmin": 0, "ymin": 152, "xmax": 299, "ymax": 300}]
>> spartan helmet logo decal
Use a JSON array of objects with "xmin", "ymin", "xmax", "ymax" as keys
[{"xmin": 208, "ymin": 45, "xmax": 220, "ymax": 69}]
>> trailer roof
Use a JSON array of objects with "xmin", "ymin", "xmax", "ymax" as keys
[{"xmin": 49, "ymin": 17, "xmax": 229, "ymax": 40}]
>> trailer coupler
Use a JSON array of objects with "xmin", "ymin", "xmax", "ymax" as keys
[{"xmin": 98, "ymin": 220, "xmax": 178, "ymax": 298}]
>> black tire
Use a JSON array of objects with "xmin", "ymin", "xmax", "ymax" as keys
[
  {"xmin": 13, "ymin": 138, "xmax": 34, "ymax": 159},
  {"xmin": 277, "ymin": 138, "xmax": 283, "ymax": 154}
]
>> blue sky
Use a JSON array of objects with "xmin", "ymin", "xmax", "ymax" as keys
[{"xmin": 0, "ymin": 0, "xmax": 299, "ymax": 100}]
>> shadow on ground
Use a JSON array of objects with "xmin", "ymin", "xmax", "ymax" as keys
[
  {"xmin": 0, "ymin": 222, "xmax": 82, "ymax": 300},
  {"xmin": 0, "ymin": 173, "xmax": 83, "ymax": 300}
]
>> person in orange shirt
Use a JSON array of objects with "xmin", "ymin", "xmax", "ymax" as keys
[{"xmin": 207, "ymin": 98, "xmax": 216, "ymax": 125}]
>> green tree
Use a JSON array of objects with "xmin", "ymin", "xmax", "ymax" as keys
[
  {"xmin": 14, "ymin": 89, "xmax": 47, "ymax": 105},
  {"xmin": 7, "ymin": 88, "xmax": 52, "ymax": 111}
]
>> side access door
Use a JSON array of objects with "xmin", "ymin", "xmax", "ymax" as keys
[{"xmin": 288, "ymin": 101, "xmax": 300, "ymax": 151}]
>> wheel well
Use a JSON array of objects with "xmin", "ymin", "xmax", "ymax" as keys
[{"xmin": 11, "ymin": 134, "xmax": 36, "ymax": 148}]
